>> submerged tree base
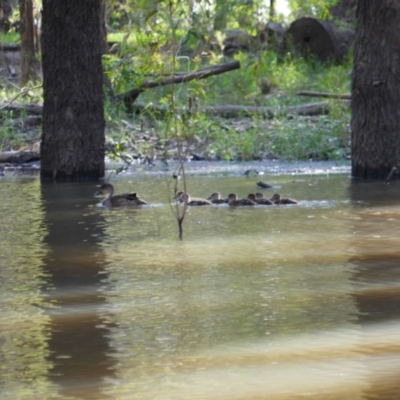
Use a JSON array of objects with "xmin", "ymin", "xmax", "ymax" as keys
[
  {"xmin": 351, "ymin": 164, "xmax": 398, "ymax": 181},
  {"xmin": 41, "ymin": 169, "xmax": 104, "ymax": 182}
]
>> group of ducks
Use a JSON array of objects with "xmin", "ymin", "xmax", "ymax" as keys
[
  {"xmin": 175, "ymin": 191, "xmax": 297, "ymax": 206},
  {"xmin": 95, "ymin": 183, "xmax": 298, "ymax": 207}
]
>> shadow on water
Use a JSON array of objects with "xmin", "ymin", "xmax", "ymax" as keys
[
  {"xmin": 40, "ymin": 183, "xmax": 116, "ymax": 398},
  {"xmin": 348, "ymin": 179, "xmax": 400, "ymax": 399}
]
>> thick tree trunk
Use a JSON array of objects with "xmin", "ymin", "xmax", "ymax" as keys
[
  {"xmin": 41, "ymin": 0, "xmax": 105, "ymax": 182},
  {"xmin": 19, "ymin": 0, "xmax": 37, "ymax": 84},
  {"xmin": 351, "ymin": 1, "xmax": 400, "ymax": 179}
]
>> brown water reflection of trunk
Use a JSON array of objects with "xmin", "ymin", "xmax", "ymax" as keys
[
  {"xmin": 40, "ymin": 183, "xmax": 115, "ymax": 399},
  {"xmin": 348, "ymin": 181, "xmax": 400, "ymax": 399}
]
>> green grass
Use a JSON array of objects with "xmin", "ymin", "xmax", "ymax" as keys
[{"xmin": 0, "ymin": 31, "xmax": 19, "ymax": 44}]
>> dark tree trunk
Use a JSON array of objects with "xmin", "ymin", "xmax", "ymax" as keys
[
  {"xmin": 19, "ymin": 0, "xmax": 37, "ymax": 84},
  {"xmin": 270, "ymin": 0, "xmax": 275, "ymax": 19},
  {"xmin": 351, "ymin": 1, "xmax": 400, "ymax": 179},
  {"xmin": 41, "ymin": 0, "xmax": 105, "ymax": 182}
]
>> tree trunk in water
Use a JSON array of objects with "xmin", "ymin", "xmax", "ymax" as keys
[
  {"xmin": 41, "ymin": 0, "xmax": 105, "ymax": 182},
  {"xmin": 19, "ymin": 0, "xmax": 37, "ymax": 84},
  {"xmin": 351, "ymin": 1, "xmax": 400, "ymax": 179}
]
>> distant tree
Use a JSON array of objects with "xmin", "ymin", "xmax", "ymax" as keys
[
  {"xmin": 19, "ymin": 0, "xmax": 37, "ymax": 84},
  {"xmin": 270, "ymin": 0, "xmax": 275, "ymax": 19},
  {"xmin": 0, "ymin": 0, "xmax": 12, "ymax": 32},
  {"xmin": 41, "ymin": 0, "xmax": 105, "ymax": 182},
  {"xmin": 351, "ymin": 0, "xmax": 400, "ymax": 179}
]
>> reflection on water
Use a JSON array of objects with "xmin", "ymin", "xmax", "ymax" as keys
[
  {"xmin": 40, "ymin": 183, "xmax": 115, "ymax": 399},
  {"xmin": 0, "ymin": 170, "xmax": 400, "ymax": 399}
]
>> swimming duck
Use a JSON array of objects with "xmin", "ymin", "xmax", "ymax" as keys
[
  {"xmin": 94, "ymin": 183, "xmax": 148, "ymax": 207},
  {"xmin": 244, "ymin": 169, "xmax": 260, "ymax": 177},
  {"xmin": 207, "ymin": 192, "xmax": 228, "ymax": 204},
  {"xmin": 257, "ymin": 181, "xmax": 273, "ymax": 189},
  {"xmin": 228, "ymin": 193, "xmax": 257, "ymax": 207},
  {"xmin": 270, "ymin": 193, "xmax": 298, "ymax": 205},
  {"xmin": 247, "ymin": 193, "xmax": 273, "ymax": 205},
  {"xmin": 175, "ymin": 191, "xmax": 212, "ymax": 206}
]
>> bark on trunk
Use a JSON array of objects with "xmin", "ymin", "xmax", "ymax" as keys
[
  {"xmin": 351, "ymin": 0, "xmax": 400, "ymax": 179},
  {"xmin": 41, "ymin": 0, "xmax": 105, "ymax": 182}
]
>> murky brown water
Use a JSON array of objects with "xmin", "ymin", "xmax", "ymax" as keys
[{"xmin": 1, "ymin": 163, "xmax": 400, "ymax": 399}]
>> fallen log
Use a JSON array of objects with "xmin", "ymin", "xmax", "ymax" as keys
[
  {"xmin": 131, "ymin": 101, "xmax": 335, "ymax": 118},
  {"xmin": 0, "ymin": 43, "xmax": 20, "ymax": 51},
  {"xmin": 116, "ymin": 61, "xmax": 241, "ymax": 109},
  {"xmin": 13, "ymin": 115, "xmax": 42, "ymax": 127},
  {"xmin": 0, "ymin": 102, "xmax": 43, "ymax": 115},
  {"xmin": 204, "ymin": 102, "xmax": 332, "ymax": 118},
  {"xmin": 0, "ymin": 151, "xmax": 40, "ymax": 164},
  {"xmin": 297, "ymin": 91, "xmax": 351, "ymax": 100},
  {"xmin": 0, "ymin": 99, "xmax": 344, "ymax": 124},
  {"xmin": 285, "ymin": 17, "xmax": 355, "ymax": 63}
]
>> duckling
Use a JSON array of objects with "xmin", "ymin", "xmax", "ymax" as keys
[
  {"xmin": 270, "ymin": 193, "xmax": 298, "ymax": 205},
  {"xmin": 255, "ymin": 192, "xmax": 266, "ymax": 200},
  {"xmin": 94, "ymin": 183, "xmax": 148, "ymax": 207},
  {"xmin": 247, "ymin": 193, "xmax": 273, "ymax": 205},
  {"xmin": 228, "ymin": 193, "xmax": 257, "ymax": 207},
  {"xmin": 244, "ymin": 169, "xmax": 259, "ymax": 177},
  {"xmin": 174, "ymin": 191, "xmax": 185, "ymax": 203},
  {"xmin": 207, "ymin": 192, "xmax": 228, "ymax": 204},
  {"xmin": 175, "ymin": 191, "xmax": 212, "ymax": 206}
]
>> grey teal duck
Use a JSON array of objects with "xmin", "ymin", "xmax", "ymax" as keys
[{"xmin": 94, "ymin": 183, "xmax": 148, "ymax": 207}]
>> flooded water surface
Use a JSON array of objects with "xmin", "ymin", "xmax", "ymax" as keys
[{"xmin": 1, "ymin": 163, "xmax": 400, "ymax": 399}]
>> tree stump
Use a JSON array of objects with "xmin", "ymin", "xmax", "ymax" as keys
[
  {"xmin": 223, "ymin": 30, "xmax": 257, "ymax": 56},
  {"xmin": 285, "ymin": 17, "xmax": 355, "ymax": 63}
]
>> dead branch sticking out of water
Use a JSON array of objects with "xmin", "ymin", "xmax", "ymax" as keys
[
  {"xmin": 170, "ymin": 157, "xmax": 187, "ymax": 240},
  {"xmin": 385, "ymin": 166, "xmax": 398, "ymax": 184}
]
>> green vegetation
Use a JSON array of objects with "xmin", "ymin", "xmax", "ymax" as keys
[
  {"xmin": 103, "ymin": 48, "xmax": 351, "ymax": 162},
  {"xmin": 0, "ymin": 0, "xmax": 352, "ymax": 162},
  {"xmin": 0, "ymin": 31, "xmax": 19, "ymax": 44}
]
